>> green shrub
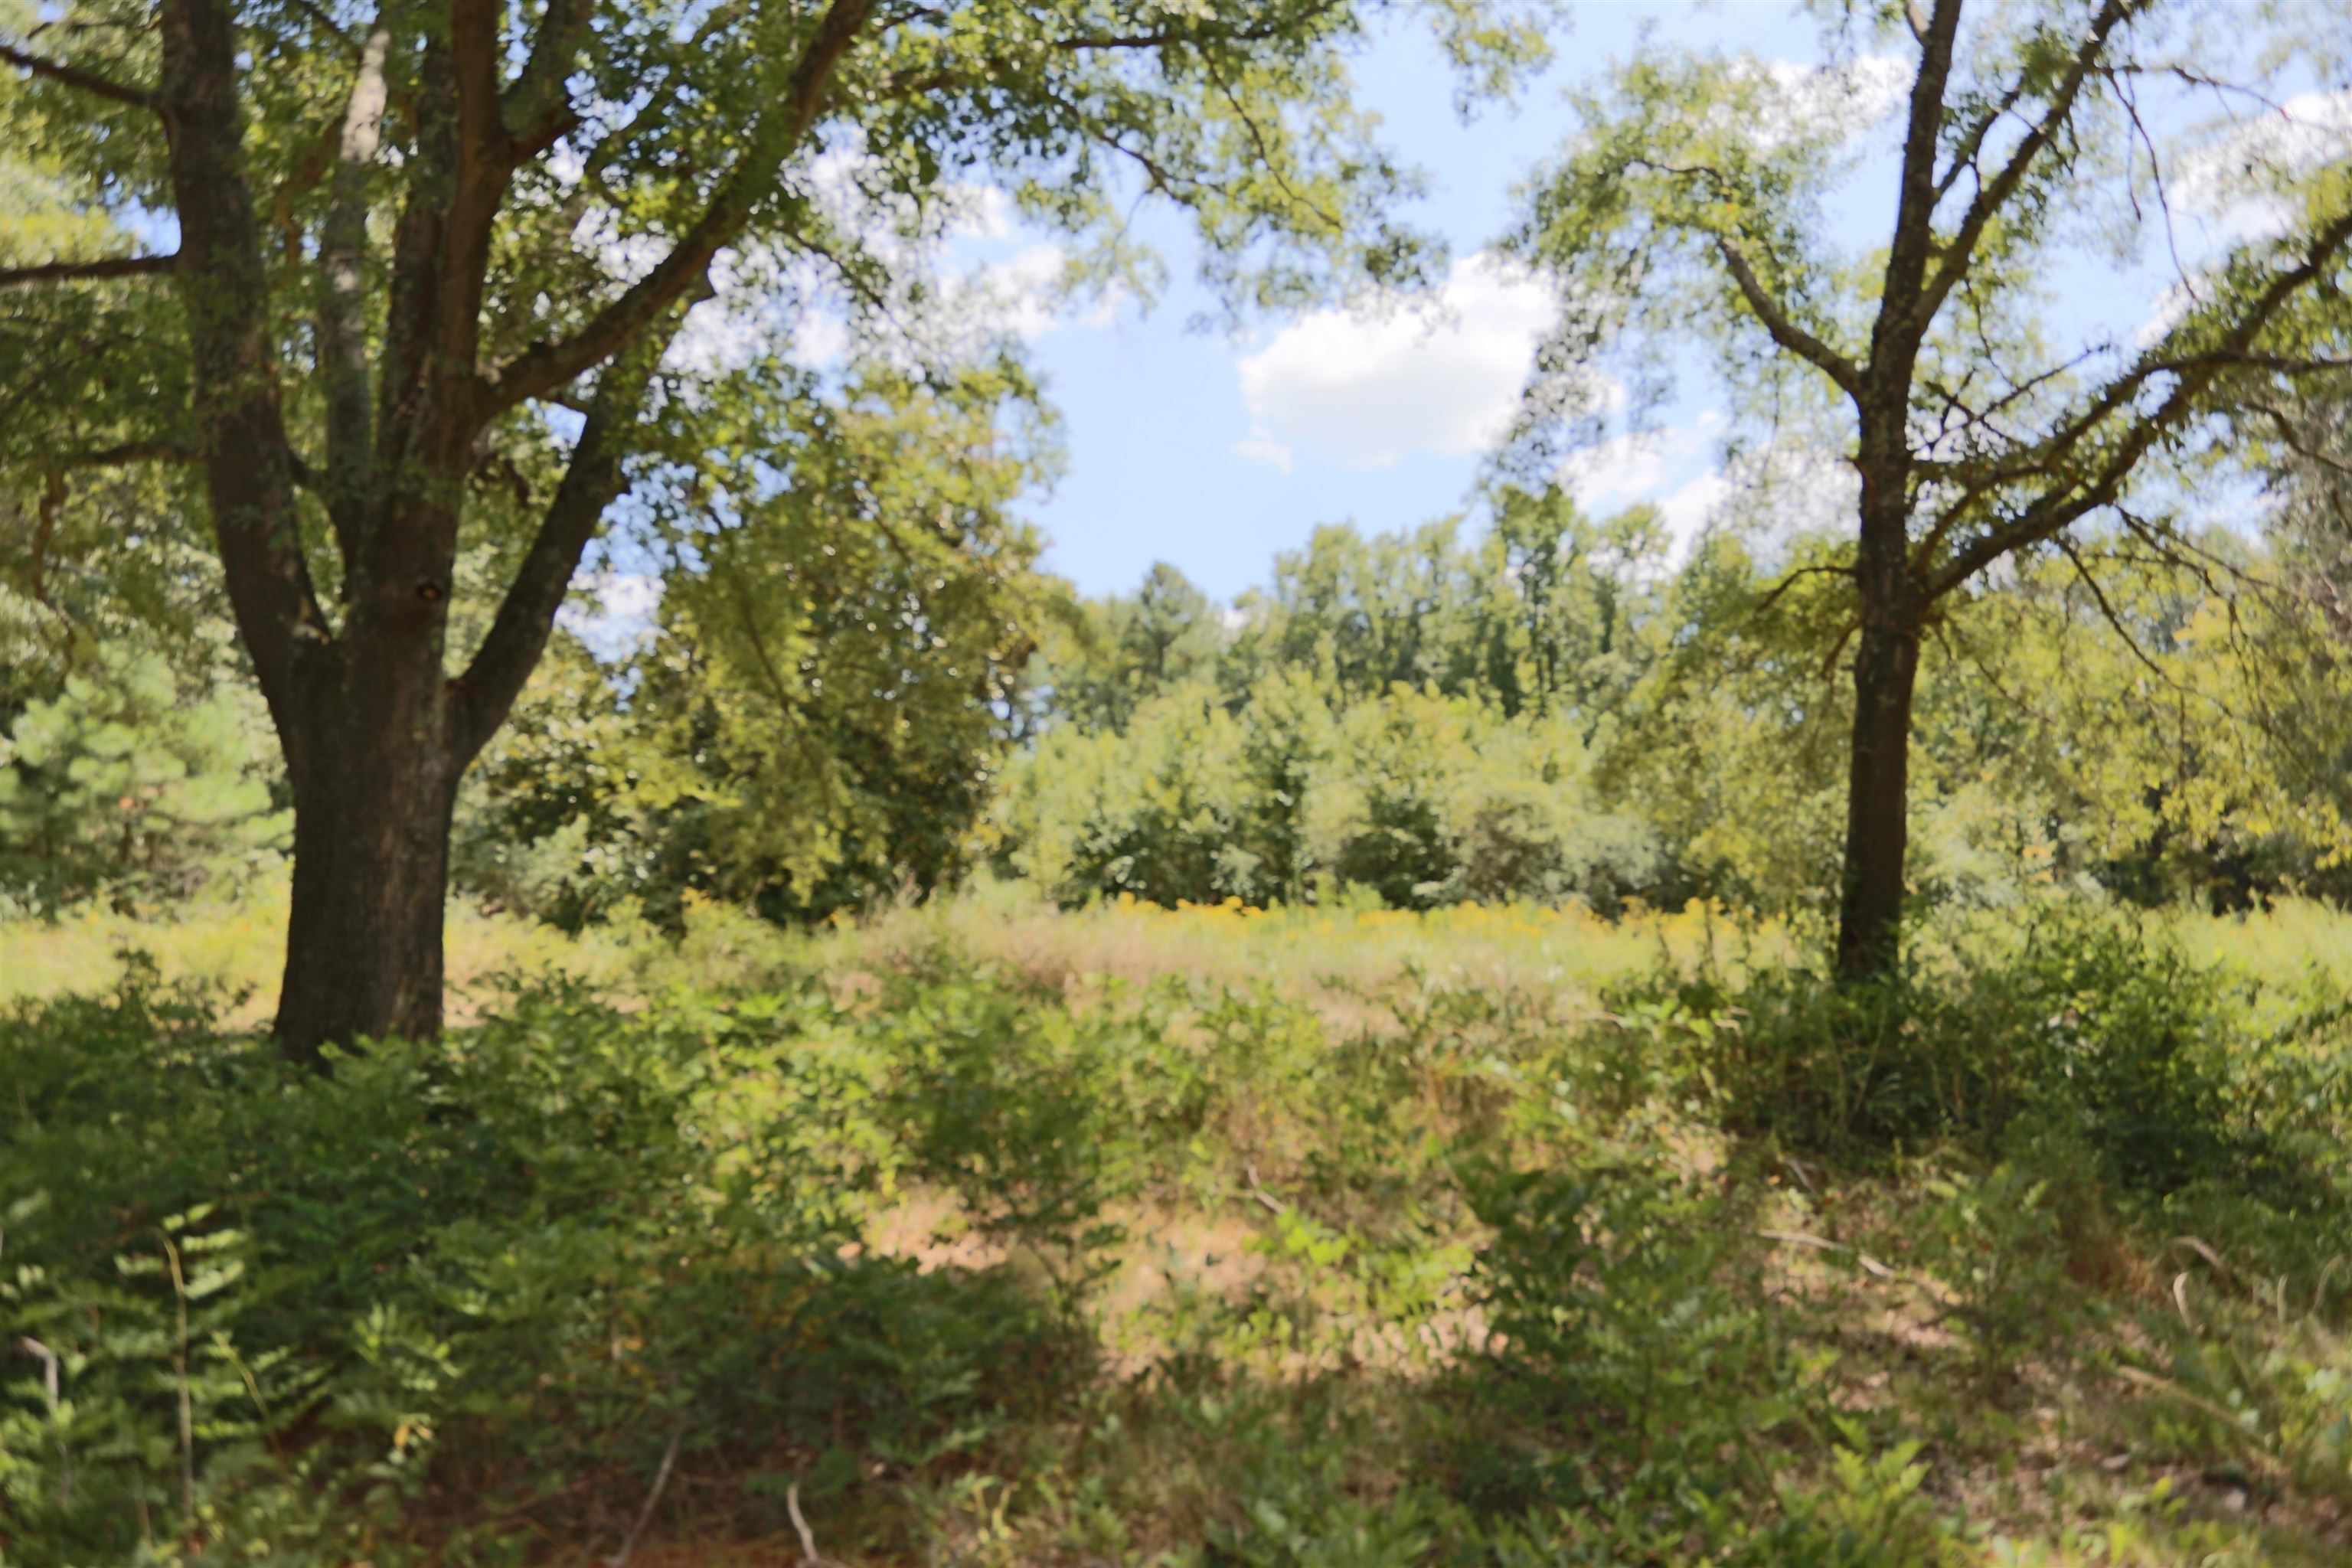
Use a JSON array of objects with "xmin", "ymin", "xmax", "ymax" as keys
[
  {"xmin": 0, "ymin": 654, "xmax": 286, "ymax": 914},
  {"xmin": 998, "ymin": 681, "xmax": 1656, "ymax": 913},
  {"xmin": 1633, "ymin": 909, "xmax": 2334, "ymax": 1200},
  {"xmin": 0, "ymin": 962, "xmax": 1123, "ymax": 1560},
  {"xmin": 1459, "ymin": 1138, "xmax": 1824, "ymax": 1522}
]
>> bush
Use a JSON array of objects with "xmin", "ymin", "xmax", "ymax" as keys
[
  {"xmin": 998, "ymin": 681, "xmax": 1657, "ymax": 912},
  {"xmin": 0, "ymin": 961, "xmax": 1122, "ymax": 1560},
  {"xmin": 0, "ymin": 654, "xmax": 286, "ymax": 913},
  {"xmin": 1628, "ymin": 909, "xmax": 2332, "ymax": 1195},
  {"xmin": 1460, "ymin": 1138, "xmax": 1824, "ymax": 1524}
]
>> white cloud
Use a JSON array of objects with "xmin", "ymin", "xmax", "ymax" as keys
[
  {"xmin": 2174, "ymin": 88, "xmax": 2352, "ymax": 240},
  {"xmin": 630, "ymin": 139, "xmax": 1109, "ymax": 380},
  {"xmin": 1550, "ymin": 420, "xmax": 1854, "ymax": 564},
  {"xmin": 2133, "ymin": 279, "xmax": 2197, "ymax": 348},
  {"xmin": 949, "ymin": 241, "xmax": 1073, "ymax": 343},
  {"xmin": 1235, "ymin": 426, "xmax": 1295, "ymax": 473},
  {"xmin": 1723, "ymin": 443, "xmax": 1857, "ymax": 550},
  {"xmin": 1726, "ymin": 54, "xmax": 1911, "ymax": 152},
  {"xmin": 1557, "ymin": 417, "xmax": 1720, "ymax": 508},
  {"xmin": 949, "ymin": 183, "xmax": 1021, "ymax": 242},
  {"xmin": 2123, "ymin": 90, "xmax": 2352, "ymax": 354},
  {"xmin": 1233, "ymin": 253, "xmax": 1575, "ymax": 469},
  {"xmin": 1654, "ymin": 471, "xmax": 1734, "ymax": 556},
  {"xmin": 1552, "ymin": 416, "xmax": 1732, "ymax": 560}
]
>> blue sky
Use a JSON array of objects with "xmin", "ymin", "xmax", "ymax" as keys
[
  {"xmin": 1006, "ymin": 2, "xmax": 1855, "ymax": 602},
  {"xmin": 947, "ymin": 0, "xmax": 2348, "ymax": 604}
]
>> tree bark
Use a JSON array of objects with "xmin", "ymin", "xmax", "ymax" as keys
[
  {"xmin": 1834, "ymin": 593, "xmax": 1922, "ymax": 981},
  {"xmin": 276, "ymin": 735, "xmax": 458, "ymax": 1063},
  {"xmin": 272, "ymin": 593, "xmax": 463, "ymax": 1063}
]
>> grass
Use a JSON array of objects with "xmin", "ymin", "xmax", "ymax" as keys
[
  {"xmin": 3, "ymin": 892, "xmax": 2350, "ymax": 1566},
  {"xmin": 0, "ymin": 876, "xmax": 1793, "ymax": 1019}
]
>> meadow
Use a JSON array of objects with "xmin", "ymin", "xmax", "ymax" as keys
[
  {"xmin": 9, "ymin": 0, "xmax": 2352, "ymax": 1561},
  {"xmin": 5, "ymin": 890, "xmax": 2351, "ymax": 1566}
]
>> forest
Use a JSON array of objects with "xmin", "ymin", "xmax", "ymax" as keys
[{"xmin": 4, "ymin": 0, "xmax": 2352, "ymax": 1563}]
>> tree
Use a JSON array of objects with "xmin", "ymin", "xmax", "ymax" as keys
[
  {"xmin": 1514, "ymin": 0, "xmax": 2352, "ymax": 975},
  {"xmin": 1037, "ymin": 562, "xmax": 1225, "ymax": 734},
  {"xmin": 1486, "ymin": 483, "xmax": 1666, "ymax": 730},
  {"xmin": 0, "ymin": 0, "xmax": 1550, "ymax": 1057},
  {"xmin": 0, "ymin": 650, "xmax": 286, "ymax": 911}
]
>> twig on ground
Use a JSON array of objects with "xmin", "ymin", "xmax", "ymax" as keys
[
  {"xmin": 1243, "ymin": 1161, "xmax": 1288, "ymax": 1215},
  {"xmin": 788, "ymin": 1479, "xmax": 854, "ymax": 1566},
  {"xmin": 14, "ymin": 1337, "xmax": 69, "ymax": 1504},
  {"xmin": 603, "ymin": 1429, "xmax": 682, "ymax": 1568},
  {"xmin": 2171, "ymin": 1234, "xmax": 2236, "ymax": 1292},
  {"xmin": 1756, "ymin": 1228, "xmax": 1904, "ymax": 1282}
]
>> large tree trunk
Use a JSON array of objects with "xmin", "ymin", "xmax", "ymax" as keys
[
  {"xmin": 272, "ymin": 593, "xmax": 462, "ymax": 1063},
  {"xmin": 1834, "ymin": 603, "xmax": 1922, "ymax": 981},
  {"xmin": 276, "ymin": 750, "xmax": 457, "ymax": 1062}
]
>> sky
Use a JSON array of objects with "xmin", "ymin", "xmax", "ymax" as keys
[
  {"xmin": 912, "ymin": 0, "xmax": 2350, "ymax": 607},
  {"xmin": 561, "ymin": 0, "xmax": 2352, "ymax": 642},
  {"xmin": 995, "ymin": 2, "xmax": 1815, "ymax": 603}
]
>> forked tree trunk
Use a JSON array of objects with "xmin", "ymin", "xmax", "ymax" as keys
[
  {"xmin": 145, "ymin": 0, "xmax": 867, "ymax": 1063},
  {"xmin": 1834, "ymin": 605, "xmax": 1922, "ymax": 981}
]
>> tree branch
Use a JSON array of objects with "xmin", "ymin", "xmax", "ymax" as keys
[
  {"xmin": 436, "ymin": 0, "xmax": 515, "ymax": 377},
  {"xmin": 0, "ymin": 253, "xmax": 178, "ymax": 289},
  {"xmin": 1048, "ymin": 3, "xmax": 1344, "ymax": 54},
  {"xmin": 1922, "ymin": 203, "xmax": 2352, "ymax": 600},
  {"xmin": 2054, "ymin": 531, "xmax": 2171, "ymax": 682},
  {"xmin": 0, "ymin": 39, "xmax": 152, "ymax": 109},
  {"xmin": 477, "ymin": 0, "xmax": 878, "ymax": 421},
  {"xmin": 1746, "ymin": 561, "xmax": 1857, "ymax": 626},
  {"xmin": 1915, "ymin": 0, "xmax": 2137, "ymax": 329},
  {"xmin": 318, "ymin": 25, "xmax": 392, "ymax": 565},
  {"xmin": 724, "ymin": 561, "xmax": 841, "ymax": 808},
  {"xmin": 63, "ymin": 440, "xmax": 198, "ymax": 467},
  {"xmin": 503, "ymin": 0, "xmax": 593, "ymax": 154},
  {"xmin": 158, "ymin": 0, "xmax": 328, "ymax": 723},
  {"xmin": 1873, "ymin": 0, "xmax": 1965, "ymax": 358},
  {"xmin": 450, "ymin": 337, "xmax": 666, "ymax": 764},
  {"xmin": 1714, "ymin": 236, "xmax": 1862, "ymax": 401}
]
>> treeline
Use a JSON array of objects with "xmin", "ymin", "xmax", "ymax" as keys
[
  {"xmin": 6, "ymin": 469, "xmax": 2347, "ymax": 929},
  {"xmin": 998, "ymin": 485, "xmax": 2352, "ymax": 920}
]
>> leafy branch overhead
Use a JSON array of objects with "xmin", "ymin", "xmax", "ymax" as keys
[
  {"xmin": 1513, "ymin": 0, "xmax": 2352, "ymax": 609},
  {"xmin": 3, "ymin": 0, "xmax": 1530, "ymax": 728}
]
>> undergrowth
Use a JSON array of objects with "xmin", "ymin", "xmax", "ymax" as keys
[{"xmin": 3, "ymin": 906, "xmax": 2350, "ymax": 1565}]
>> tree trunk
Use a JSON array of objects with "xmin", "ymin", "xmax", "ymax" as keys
[
  {"xmin": 1834, "ymin": 607, "xmax": 1922, "ymax": 981},
  {"xmin": 272, "ymin": 613, "xmax": 461, "ymax": 1065}
]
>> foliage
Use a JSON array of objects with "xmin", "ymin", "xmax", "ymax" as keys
[
  {"xmin": 1505, "ymin": 0, "xmax": 2352, "ymax": 971},
  {"xmin": 1462, "ymin": 1138, "xmax": 1825, "ymax": 1527},
  {"xmin": 5, "ymin": 901, "xmax": 2352, "ymax": 1562},
  {"xmin": 995, "ymin": 502, "xmax": 2347, "ymax": 919},
  {"xmin": 456, "ymin": 364, "xmax": 1069, "ymax": 929},
  {"xmin": 996, "ymin": 676, "xmax": 1658, "ymax": 911},
  {"xmin": 1, "ymin": 0, "xmax": 1563, "ymax": 1050},
  {"xmin": 1619, "ymin": 905, "xmax": 2352, "ymax": 1250},
  {"xmin": 0, "ymin": 963, "xmax": 1095, "ymax": 1560},
  {"xmin": 0, "ymin": 652, "xmax": 285, "ymax": 913}
]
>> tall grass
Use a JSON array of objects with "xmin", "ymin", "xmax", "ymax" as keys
[{"xmin": 0, "ymin": 877, "xmax": 1806, "ymax": 1018}]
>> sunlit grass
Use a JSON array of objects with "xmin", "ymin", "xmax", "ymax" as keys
[{"xmin": 8, "ymin": 878, "xmax": 2347, "ymax": 1024}]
